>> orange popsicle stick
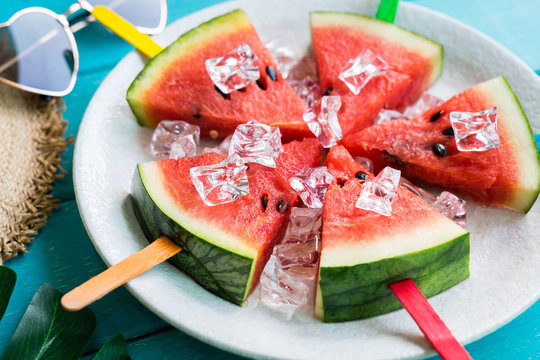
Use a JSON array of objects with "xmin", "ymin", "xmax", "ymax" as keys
[
  {"xmin": 62, "ymin": 236, "xmax": 181, "ymax": 311},
  {"xmin": 389, "ymin": 279, "xmax": 472, "ymax": 360}
]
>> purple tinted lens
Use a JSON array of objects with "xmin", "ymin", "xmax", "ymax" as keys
[
  {"xmin": 0, "ymin": 11, "xmax": 76, "ymax": 94},
  {"xmin": 85, "ymin": 0, "xmax": 165, "ymax": 33}
]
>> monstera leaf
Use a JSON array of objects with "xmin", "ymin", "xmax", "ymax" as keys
[
  {"xmin": 0, "ymin": 283, "xmax": 96, "ymax": 360},
  {"xmin": 0, "ymin": 266, "xmax": 16, "ymax": 322},
  {"xmin": 93, "ymin": 334, "xmax": 132, "ymax": 360}
]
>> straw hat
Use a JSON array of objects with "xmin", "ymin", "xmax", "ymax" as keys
[{"xmin": 0, "ymin": 83, "xmax": 71, "ymax": 264}]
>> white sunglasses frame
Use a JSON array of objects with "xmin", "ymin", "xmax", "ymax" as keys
[{"xmin": 0, "ymin": 0, "xmax": 166, "ymax": 97}]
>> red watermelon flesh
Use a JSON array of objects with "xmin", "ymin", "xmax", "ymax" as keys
[
  {"xmin": 310, "ymin": 12, "xmax": 443, "ymax": 136},
  {"xmin": 344, "ymin": 76, "xmax": 540, "ymax": 212},
  {"xmin": 317, "ymin": 146, "xmax": 469, "ymax": 322},
  {"xmin": 131, "ymin": 138, "xmax": 323, "ymax": 303},
  {"xmin": 127, "ymin": 10, "xmax": 312, "ymax": 142}
]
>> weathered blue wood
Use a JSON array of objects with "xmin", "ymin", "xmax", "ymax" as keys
[
  {"xmin": 0, "ymin": 1, "xmax": 539, "ymax": 359},
  {"xmin": 0, "ymin": 201, "xmax": 169, "ymax": 353}
]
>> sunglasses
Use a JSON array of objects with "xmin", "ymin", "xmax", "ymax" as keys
[{"xmin": 0, "ymin": 0, "xmax": 166, "ymax": 97}]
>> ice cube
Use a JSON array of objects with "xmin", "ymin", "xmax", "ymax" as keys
[
  {"xmin": 353, "ymin": 156, "xmax": 374, "ymax": 173},
  {"xmin": 288, "ymin": 55, "xmax": 318, "ymax": 82},
  {"xmin": 202, "ymin": 135, "xmax": 232, "ymax": 156},
  {"xmin": 205, "ymin": 43, "xmax": 260, "ymax": 94},
  {"xmin": 449, "ymin": 107, "xmax": 500, "ymax": 151},
  {"xmin": 399, "ymin": 177, "xmax": 436, "ymax": 203},
  {"xmin": 259, "ymin": 255, "xmax": 311, "ymax": 309},
  {"xmin": 258, "ymin": 207, "xmax": 322, "ymax": 317},
  {"xmin": 303, "ymin": 96, "xmax": 342, "ymax": 148},
  {"xmin": 432, "ymin": 191, "xmax": 467, "ymax": 227},
  {"xmin": 190, "ymin": 153, "xmax": 249, "ymax": 206},
  {"xmin": 355, "ymin": 166, "xmax": 401, "ymax": 216},
  {"xmin": 403, "ymin": 93, "xmax": 444, "ymax": 119},
  {"xmin": 150, "ymin": 120, "xmax": 200, "ymax": 159},
  {"xmin": 288, "ymin": 76, "xmax": 321, "ymax": 108},
  {"xmin": 399, "ymin": 178, "xmax": 467, "ymax": 227},
  {"xmin": 265, "ymin": 39, "xmax": 297, "ymax": 79},
  {"xmin": 338, "ymin": 49, "xmax": 388, "ymax": 95},
  {"xmin": 289, "ymin": 167, "xmax": 335, "ymax": 208},
  {"xmin": 283, "ymin": 207, "xmax": 323, "ymax": 243},
  {"xmin": 228, "ymin": 120, "xmax": 283, "ymax": 167},
  {"xmin": 375, "ymin": 109, "xmax": 404, "ymax": 125}
]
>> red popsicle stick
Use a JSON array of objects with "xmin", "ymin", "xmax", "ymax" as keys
[{"xmin": 389, "ymin": 279, "xmax": 472, "ymax": 360}]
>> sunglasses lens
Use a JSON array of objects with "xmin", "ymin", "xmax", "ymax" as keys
[
  {"xmin": 0, "ymin": 11, "xmax": 76, "ymax": 95},
  {"xmin": 85, "ymin": 0, "xmax": 165, "ymax": 33}
]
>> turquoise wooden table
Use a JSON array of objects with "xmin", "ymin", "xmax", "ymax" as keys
[{"xmin": 1, "ymin": 0, "xmax": 539, "ymax": 358}]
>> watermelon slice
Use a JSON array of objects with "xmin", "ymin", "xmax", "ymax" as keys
[
  {"xmin": 126, "ymin": 9, "xmax": 312, "ymax": 142},
  {"xmin": 130, "ymin": 139, "xmax": 322, "ymax": 304},
  {"xmin": 310, "ymin": 11, "xmax": 443, "ymax": 136},
  {"xmin": 344, "ymin": 76, "xmax": 540, "ymax": 212},
  {"xmin": 316, "ymin": 146, "xmax": 469, "ymax": 322}
]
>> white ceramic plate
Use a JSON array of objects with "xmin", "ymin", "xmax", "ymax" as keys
[{"xmin": 74, "ymin": 1, "xmax": 540, "ymax": 359}]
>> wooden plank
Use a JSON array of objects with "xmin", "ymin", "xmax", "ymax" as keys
[
  {"xmin": 406, "ymin": 0, "xmax": 540, "ymax": 71},
  {"xmin": 80, "ymin": 328, "xmax": 245, "ymax": 360}
]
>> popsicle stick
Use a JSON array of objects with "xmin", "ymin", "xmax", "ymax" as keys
[
  {"xmin": 91, "ymin": 5, "xmax": 164, "ymax": 58},
  {"xmin": 376, "ymin": 0, "xmax": 400, "ymax": 23},
  {"xmin": 389, "ymin": 279, "xmax": 472, "ymax": 360},
  {"xmin": 61, "ymin": 236, "xmax": 181, "ymax": 311}
]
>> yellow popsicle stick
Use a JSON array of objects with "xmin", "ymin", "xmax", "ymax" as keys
[
  {"xmin": 91, "ymin": 5, "xmax": 163, "ymax": 58},
  {"xmin": 61, "ymin": 236, "xmax": 182, "ymax": 311}
]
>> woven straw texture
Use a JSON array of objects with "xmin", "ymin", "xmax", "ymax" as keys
[{"xmin": 0, "ymin": 83, "xmax": 71, "ymax": 263}]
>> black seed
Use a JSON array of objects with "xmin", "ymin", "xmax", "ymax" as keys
[
  {"xmin": 193, "ymin": 113, "xmax": 201, "ymax": 119},
  {"xmin": 432, "ymin": 143, "xmax": 447, "ymax": 157},
  {"xmin": 323, "ymin": 87, "xmax": 333, "ymax": 96},
  {"xmin": 214, "ymin": 85, "xmax": 230, "ymax": 99},
  {"xmin": 430, "ymin": 110, "xmax": 444, "ymax": 122},
  {"xmin": 261, "ymin": 194, "xmax": 268, "ymax": 210},
  {"xmin": 40, "ymin": 95, "xmax": 53, "ymax": 102},
  {"xmin": 266, "ymin": 65, "xmax": 277, "ymax": 81},
  {"xmin": 256, "ymin": 79, "xmax": 266, "ymax": 90},
  {"xmin": 355, "ymin": 171, "xmax": 368, "ymax": 181},
  {"xmin": 245, "ymin": 165, "xmax": 250, "ymax": 171},
  {"xmin": 384, "ymin": 152, "xmax": 405, "ymax": 166},
  {"xmin": 337, "ymin": 182, "xmax": 345, "ymax": 188},
  {"xmin": 442, "ymin": 127, "xmax": 454, "ymax": 136},
  {"xmin": 276, "ymin": 199, "xmax": 290, "ymax": 213}
]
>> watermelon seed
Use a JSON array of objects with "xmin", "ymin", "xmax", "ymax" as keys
[
  {"xmin": 256, "ymin": 79, "xmax": 267, "ymax": 90},
  {"xmin": 432, "ymin": 143, "xmax": 447, "ymax": 157},
  {"xmin": 266, "ymin": 66, "xmax": 277, "ymax": 81},
  {"xmin": 429, "ymin": 110, "xmax": 444, "ymax": 122},
  {"xmin": 443, "ymin": 127, "xmax": 454, "ymax": 136},
  {"xmin": 355, "ymin": 171, "xmax": 369, "ymax": 181},
  {"xmin": 324, "ymin": 87, "xmax": 333, "ymax": 96},
  {"xmin": 214, "ymin": 85, "xmax": 230, "ymax": 100},
  {"xmin": 261, "ymin": 194, "xmax": 269, "ymax": 210},
  {"xmin": 209, "ymin": 130, "xmax": 219, "ymax": 139},
  {"xmin": 276, "ymin": 199, "xmax": 290, "ymax": 213},
  {"xmin": 383, "ymin": 152, "xmax": 404, "ymax": 165},
  {"xmin": 193, "ymin": 113, "xmax": 201, "ymax": 119},
  {"xmin": 337, "ymin": 182, "xmax": 345, "ymax": 187}
]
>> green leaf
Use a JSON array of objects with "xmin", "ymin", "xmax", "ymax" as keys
[
  {"xmin": 0, "ymin": 266, "xmax": 17, "ymax": 322},
  {"xmin": 376, "ymin": 0, "xmax": 400, "ymax": 23},
  {"xmin": 93, "ymin": 334, "xmax": 132, "ymax": 360},
  {"xmin": 0, "ymin": 283, "xmax": 96, "ymax": 360}
]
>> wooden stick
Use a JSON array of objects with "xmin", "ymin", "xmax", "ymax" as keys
[
  {"xmin": 61, "ymin": 236, "xmax": 181, "ymax": 311},
  {"xmin": 389, "ymin": 279, "xmax": 472, "ymax": 360}
]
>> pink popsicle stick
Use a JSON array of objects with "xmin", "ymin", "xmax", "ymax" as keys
[{"xmin": 389, "ymin": 279, "xmax": 472, "ymax": 360}]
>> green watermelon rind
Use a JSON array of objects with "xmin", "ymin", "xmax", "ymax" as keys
[
  {"xmin": 309, "ymin": 11, "xmax": 444, "ymax": 87},
  {"xmin": 497, "ymin": 76, "xmax": 540, "ymax": 213},
  {"xmin": 126, "ymin": 9, "xmax": 248, "ymax": 127},
  {"xmin": 130, "ymin": 163, "xmax": 254, "ymax": 305},
  {"xmin": 316, "ymin": 232, "xmax": 470, "ymax": 323}
]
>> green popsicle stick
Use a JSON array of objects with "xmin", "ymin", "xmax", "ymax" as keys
[{"xmin": 376, "ymin": 0, "xmax": 400, "ymax": 23}]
